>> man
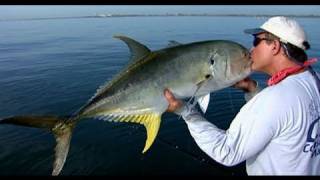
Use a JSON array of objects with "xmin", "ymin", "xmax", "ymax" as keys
[{"xmin": 164, "ymin": 16, "xmax": 320, "ymax": 175}]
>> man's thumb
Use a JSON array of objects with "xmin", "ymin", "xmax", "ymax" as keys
[{"xmin": 164, "ymin": 88, "xmax": 175, "ymax": 101}]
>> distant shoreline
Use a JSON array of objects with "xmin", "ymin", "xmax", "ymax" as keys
[{"xmin": 1, "ymin": 13, "xmax": 320, "ymax": 21}]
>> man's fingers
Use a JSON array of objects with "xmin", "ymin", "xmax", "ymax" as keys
[
  {"xmin": 164, "ymin": 88, "xmax": 183, "ymax": 112},
  {"xmin": 164, "ymin": 88, "xmax": 175, "ymax": 101}
]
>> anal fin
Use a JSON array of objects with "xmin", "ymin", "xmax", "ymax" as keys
[
  {"xmin": 102, "ymin": 113, "xmax": 162, "ymax": 153},
  {"xmin": 141, "ymin": 113, "xmax": 161, "ymax": 153}
]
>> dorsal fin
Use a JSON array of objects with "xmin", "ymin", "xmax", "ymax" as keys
[{"xmin": 113, "ymin": 35, "xmax": 151, "ymax": 63}]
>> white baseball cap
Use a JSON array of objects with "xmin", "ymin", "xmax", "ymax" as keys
[{"xmin": 244, "ymin": 16, "xmax": 310, "ymax": 50}]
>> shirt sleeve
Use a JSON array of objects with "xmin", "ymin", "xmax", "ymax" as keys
[{"xmin": 176, "ymin": 96, "xmax": 278, "ymax": 167}]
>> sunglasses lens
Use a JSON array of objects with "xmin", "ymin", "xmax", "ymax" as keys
[
  {"xmin": 253, "ymin": 38, "xmax": 260, "ymax": 47},
  {"xmin": 253, "ymin": 37, "xmax": 272, "ymax": 47}
]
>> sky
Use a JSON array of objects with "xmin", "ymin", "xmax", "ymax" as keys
[{"xmin": 0, "ymin": 5, "xmax": 320, "ymax": 20}]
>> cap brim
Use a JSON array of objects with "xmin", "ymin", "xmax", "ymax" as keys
[{"xmin": 244, "ymin": 28, "xmax": 266, "ymax": 35}]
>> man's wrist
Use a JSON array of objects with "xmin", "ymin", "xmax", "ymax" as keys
[{"xmin": 174, "ymin": 102, "xmax": 188, "ymax": 115}]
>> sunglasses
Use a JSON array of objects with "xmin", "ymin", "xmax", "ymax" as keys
[{"xmin": 253, "ymin": 37, "xmax": 273, "ymax": 47}]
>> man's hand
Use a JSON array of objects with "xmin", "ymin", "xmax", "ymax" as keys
[
  {"xmin": 164, "ymin": 88, "xmax": 183, "ymax": 112},
  {"xmin": 233, "ymin": 77, "xmax": 258, "ymax": 93}
]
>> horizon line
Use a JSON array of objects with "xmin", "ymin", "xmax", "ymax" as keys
[{"xmin": 1, "ymin": 13, "xmax": 320, "ymax": 21}]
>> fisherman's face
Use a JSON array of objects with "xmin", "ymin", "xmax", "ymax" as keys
[{"xmin": 250, "ymin": 33, "xmax": 274, "ymax": 73}]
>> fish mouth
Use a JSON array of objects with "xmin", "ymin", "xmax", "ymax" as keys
[
  {"xmin": 242, "ymin": 56, "xmax": 253, "ymax": 70},
  {"xmin": 246, "ymin": 53, "xmax": 254, "ymax": 71},
  {"xmin": 248, "ymin": 60, "xmax": 254, "ymax": 70},
  {"xmin": 242, "ymin": 50, "xmax": 253, "ymax": 71}
]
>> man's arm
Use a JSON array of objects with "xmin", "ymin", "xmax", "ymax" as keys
[
  {"xmin": 174, "ymin": 101, "xmax": 275, "ymax": 167},
  {"xmin": 164, "ymin": 79, "xmax": 273, "ymax": 167}
]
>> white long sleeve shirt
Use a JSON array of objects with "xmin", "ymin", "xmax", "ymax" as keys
[{"xmin": 177, "ymin": 70, "xmax": 320, "ymax": 175}]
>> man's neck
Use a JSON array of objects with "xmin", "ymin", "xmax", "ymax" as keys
[{"xmin": 268, "ymin": 56, "xmax": 303, "ymax": 76}]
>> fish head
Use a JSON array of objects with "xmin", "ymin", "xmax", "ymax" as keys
[{"xmin": 196, "ymin": 40, "xmax": 252, "ymax": 95}]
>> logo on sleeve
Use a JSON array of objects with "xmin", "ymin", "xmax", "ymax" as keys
[{"xmin": 303, "ymin": 103, "xmax": 320, "ymax": 158}]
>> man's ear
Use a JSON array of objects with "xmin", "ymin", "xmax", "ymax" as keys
[{"xmin": 271, "ymin": 40, "xmax": 282, "ymax": 55}]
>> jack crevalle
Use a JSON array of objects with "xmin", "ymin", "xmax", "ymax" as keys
[{"xmin": 0, "ymin": 35, "xmax": 252, "ymax": 175}]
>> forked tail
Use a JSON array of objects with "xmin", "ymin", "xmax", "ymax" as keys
[{"xmin": 0, "ymin": 115, "xmax": 77, "ymax": 175}]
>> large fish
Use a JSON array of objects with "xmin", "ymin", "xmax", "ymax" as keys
[{"xmin": 0, "ymin": 35, "xmax": 252, "ymax": 175}]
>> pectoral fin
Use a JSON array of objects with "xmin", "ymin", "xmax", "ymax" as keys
[
  {"xmin": 99, "ymin": 113, "xmax": 162, "ymax": 153},
  {"xmin": 197, "ymin": 94, "xmax": 210, "ymax": 113}
]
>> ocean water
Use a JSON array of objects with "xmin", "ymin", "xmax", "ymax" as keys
[{"xmin": 0, "ymin": 16, "xmax": 319, "ymax": 176}]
